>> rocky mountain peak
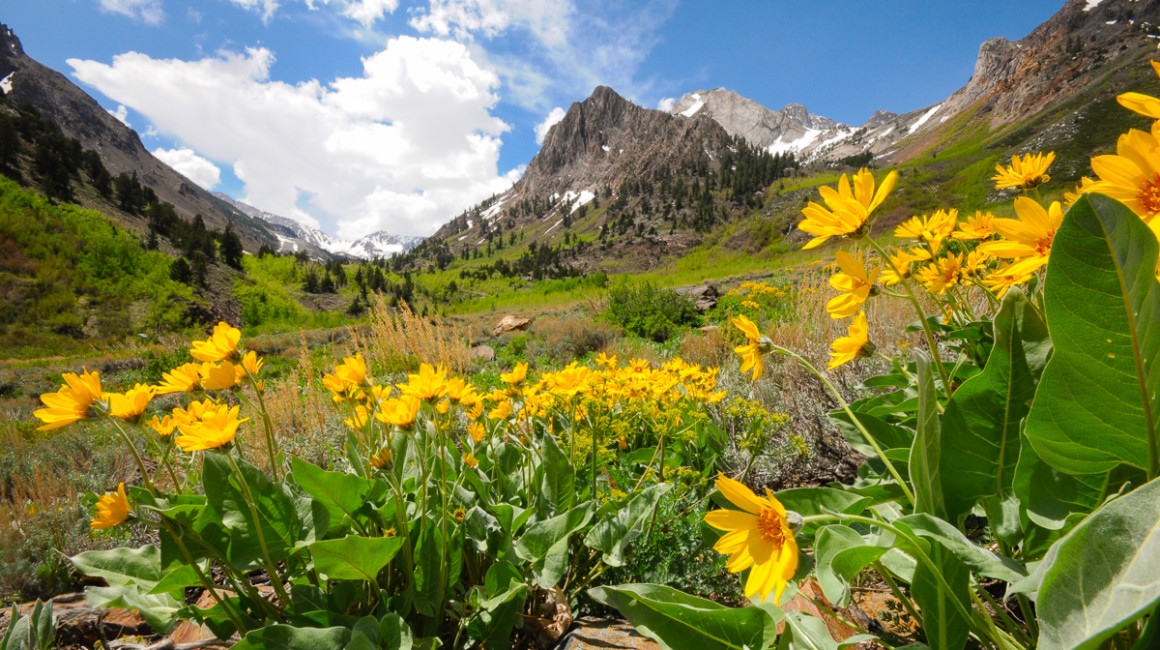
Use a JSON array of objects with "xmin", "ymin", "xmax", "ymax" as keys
[{"xmin": 0, "ymin": 24, "xmax": 21, "ymax": 57}]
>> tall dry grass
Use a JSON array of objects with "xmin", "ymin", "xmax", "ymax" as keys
[{"xmin": 360, "ymin": 296, "xmax": 471, "ymax": 374}]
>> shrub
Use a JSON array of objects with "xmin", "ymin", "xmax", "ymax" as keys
[{"xmin": 603, "ymin": 280, "xmax": 701, "ymax": 342}]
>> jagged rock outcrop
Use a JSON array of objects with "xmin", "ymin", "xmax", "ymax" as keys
[{"xmin": 0, "ymin": 24, "xmax": 278, "ymax": 252}]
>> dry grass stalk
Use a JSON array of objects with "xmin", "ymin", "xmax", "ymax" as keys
[{"xmin": 367, "ymin": 295, "xmax": 470, "ymax": 373}]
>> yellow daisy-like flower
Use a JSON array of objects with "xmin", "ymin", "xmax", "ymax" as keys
[
  {"xmin": 1063, "ymin": 177, "xmax": 1097, "ymax": 211},
  {"xmin": 190, "ymin": 322, "xmax": 241, "ymax": 362},
  {"xmin": 91, "ymin": 482, "xmax": 130, "ymax": 530},
  {"xmin": 977, "ymin": 197, "xmax": 1063, "ymax": 270},
  {"xmin": 376, "ymin": 395, "xmax": 421, "ymax": 429},
  {"xmin": 468, "ymin": 422, "xmax": 487, "ymax": 443},
  {"xmin": 595, "ymin": 352, "xmax": 618, "ymax": 370},
  {"xmin": 452, "ymin": 507, "xmax": 466, "ymax": 522},
  {"xmin": 344, "ymin": 404, "xmax": 371, "ymax": 430},
  {"xmin": 740, "ymin": 299, "xmax": 761, "ymax": 309},
  {"xmin": 952, "ymin": 211, "xmax": 996, "ymax": 240},
  {"xmin": 828, "ymin": 311, "xmax": 873, "ymax": 370},
  {"xmin": 732, "ymin": 315, "xmax": 768, "ymax": 380},
  {"xmin": 500, "ymin": 362, "xmax": 529, "ymax": 385},
  {"xmin": 981, "ymin": 258, "xmax": 1042, "ymax": 298},
  {"xmin": 237, "ymin": 351, "xmax": 264, "ymax": 389},
  {"xmin": 1087, "ymin": 122, "xmax": 1160, "ymax": 223},
  {"xmin": 826, "ymin": 250, "xmax": 880, "ymax": 319},
  {"xmin": 463, "ymin": 452, "xmax": 479, "ymax": 469},
  {"xmin": 992, "ymin": 152, "xmax": 1054, "ymax": 190},
  {"xmin": 107, "ymin": 383, "xmax": 154, "ymax": 420},
  {"xmin": 200, "ymin": 361, "xmax": 239, "ymax": 391},
  {"xmin": 488, "ymin": 400, "xmax": 514, "ymax": 420},
  {"xmin": 799, "ymin": 168, "xmax": 899, "ymax": 249},
  {"xmin": 879, "ymin": 249, "xmax": 914, "ymax": 286},
  {"xmin": 34, "ymin": 369, "xmax": 103, "ymax": 431},
  {"xmin": 174, "ymin": 403, "xmax": 248, "ymax": 452},
  {"xmin": 147, "ymin": 415, "xmax": 177, "ymax": 437},
  {"xmin": 155, "ymin": 363, "xmax": 202, "ymax": 395},
  {"xmin": 1115, "ymin": 61, "xmax": 1160, "ymax": 119},
  {"xmin": 894, "ymin": 209, "xmax": 957, "ymax": 254},
  {"xmin": 915, "ymin": 252, "xmax": 963, "ymax": 296},
  {"xmin": 704, "ymin": 474, "xmax": 799, "ymax": 602},
  {"xmin": 397, "ymin": 363, "xmax": 449, "ymax": 401},
  {"xmin": 369, "ymin": 447, "xmax": 392, "ymax": 469}
]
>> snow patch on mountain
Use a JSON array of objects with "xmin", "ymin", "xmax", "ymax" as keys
[{"xmin": 0, "ymin": 72, "xmax": 12, "ymax": 94}]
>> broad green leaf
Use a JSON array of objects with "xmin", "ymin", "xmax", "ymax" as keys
[
  {"xmin": 828, "ymin": 409, "xmax": 914, "ymax": 457},
  {"xmin": 515, "ymin": 502, "xmax": 594, "ymax": 588},
  {"xmin": 770, "ymin": 487, "xmax": 870, "ymax": 534},
  {"xmin": 232, "ymin": 623, "xmax": 350, "ymax": 650},
  {"xmin": 309, "ymin": 535, "xmax": 404, "ymax": 582},
  {"xmin": 909, "ymin": 360, "xmax": 944, "ymax": 517},
  {"xmin": 71, "ymin": 545, "xmax": 165, "ymax": 589},
  {"xmin": 378, "ymin": 614, "xmax": 413, "ymax": 650},
  {"xmin": 412, "ymin": 524, "xmax": 444, "ymax": 616},
  {"xmin": 291, "ymin": 457, "xmax": 382, "ymax": 533},
  {"xmin": 204, "ymin": 452, "xmax": 300, "ymax": 570},
  {"xmin": 86, "ymin": 585, "xmax": 182, "ymax": 634},
  {"xmin": 909, "ymin": 543, "xmax": 970, "ymax": 650},
  {"xmin": 1035, "ymin": 475, "xmax": 1160, "ymax": 650},
  {"xmin": 778, "ymin": 611, "xmax": 877, "ymax": 650},
  {"xmin": 939, "ymin": 288, "xmax": 1050, "ymax": 525},
  {"xmin": 1026, "ymin": 194, "xmax": 1160, "ymax": 475},
  {"xmin": 813, "ymin": 525, "xmax": 864, "ymax": 607},
  {"xmin": 585, "ymin": 482, "xmax": 672, "ymax": 567},
  {"xmin": 898, "ymin": 513, "xmax": 1027, "ymax": 583},
  {"xmin": 467, "ymin": 561, "xmax": 527, "ymax": 649},
  {"xmin": 588, "ymin": 583, "xmax": 780, "ymax": 650},
  {"xmin": 538, "ymin": 432, "xmax": 574, "ymax": 518}
]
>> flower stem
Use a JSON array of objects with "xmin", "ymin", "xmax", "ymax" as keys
[
  {"xmin": 222, "ymin": 452, "xmax": 293, "ymax": 613},
  {"xmin": 107, "ymin": 418, "xmax": 157, "ymax": 495}
]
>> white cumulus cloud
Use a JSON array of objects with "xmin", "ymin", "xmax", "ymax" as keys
[
  {"xmin": 533, "ymin": 106, "xmax": 566, "ymax": 144},
  {"xmin": 97, "ymin": 0, "xmax": 164, "ymax": 25},
  {"xmin": 108, "ymin": 104, "xmax": 131, "ymax": 127},
  {"xmin": 227, "ymin": 0, "xmax": 398, "ymax": 26},
  {"xmin": 656, "ymin": 97, "xmax": 675, "ymax": 112},
  {"xmin": 152, "ymin": 147, "xmax": 222, "ymax": 190},
  {"xmin": 68, "ymin": 37, "xmax": 518, "ymax": 238}
]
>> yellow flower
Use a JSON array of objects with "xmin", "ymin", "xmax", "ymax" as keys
[
  {"xmin": 344, "ymin": 405, "xmax": 371, "ymax": 430},
  {"xmin": 91, "ymin": 482, "xmax": 130, "ymax": 530},
  {"xmin": 155, "ymin": 363, "xmax": 202, "ymax": 395},
  {"xmin": 397, "ymin": 363, "xmax": 448, "ymax": 401},
  {"xmin": 174, "ymin": 403, "xmax": 248, "ymax": 451},
  {"xmin": 879, "ymin": 249, "xmax": 913, "ymax": 286},
  {"xmin": 369, "ymin": 447, "xmax": 392, "ymax": 469},
  {"xmin": 732, "ymin": 315, "xmax": 767, "ymax": 380},
  {"xmin": 595, "ymin": 352, "xmax": 618, "ymax": 370},
  {"xmin": 376, "ymin": 395, "xmax": 421, "ymax": 429},
  {"xmin": 147, "ymin": 415, "xmax": 177, "ymax": 437},
  {"xmin": 916, "ymin": 252, "xmax": 963, "ymax": 296},
  {"xmin": 826, "ymin": 250, "xmax": 880, "ymax": 319},
  {"xmin": 500, "ymin": 362, "xmax": 528, "ymax": 385},
  {"xmin": 952, "ymin": 211, "xmax": 996, "ymax": 240},
  {"xmin": 704, "ymin": 474, "xmax": 799, "ymax": 602},
  {"xmin": 463, "ymin": 452, "xmax": 479, "ymax": 469},
  {"xmin": 992, "ymin": 152, "xmax": 1054, "ymax": 190},
  {"xmin": 323, "ymin": 354, "xmax": 370, "ymax": 401},
  {"xmin": 740, "ymin": 300, "xmax": 761, "ymax": 309},
  {"xmin": 468, "ymin": 422, "xmax": 487, "ymax": 443},
  {"xmin": 1063, "ymin": 177, "xmax": 1097, "ymax": 210},
  {"xmin": 1087, "ymin": 122, "xmax": 1160, "ymax": 223},
  {"xmin": 107, "ymin": 384, "xmax": 154, "ymax": 420},
  {"xmin": 828, "ymin": 311, "xmax": 873, "ymax": 370},
  {"xmin": 453, "ymin": 508, "xmax": 466, "ymax": 522},
  {"xmin": 894, "ymin": 209, "xmax": 957, "ymax": 253},
  {"xmin": 981, "ymin": 258, "xmax": 1042, "ymax": 298},
  {"xmin": 34, "ymin": 369, "xmax": 102, "ymax": 431},
  {"xmin": 977, "ymin": 197, "xmax": 1063, "ymax": 270},
  {"xmin": 238, "ymin": 351, "xmax": 264, "ymax": 388},
  {"xmin": 799, "ymin": 168, "xmax": 899, "ymax": 249},
  {"xmin": 190, "ymin": 322, "xmax": 241, "ymax": 362},
  {"xmin": 489, "ymin": 400, "xmax": 514, "ymax": 420},
  {"xmin": 1116, "ymin": 61, "xmax": 1160, "ymax": 119},
  {"xmin": 200, "ymin": 361, "xmax": 239, "ymax": 391}
]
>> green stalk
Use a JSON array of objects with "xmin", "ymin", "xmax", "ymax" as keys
[
  {"xmin": 107, "ymin": 418, "xmax": 157, "ymax": 495},
  {"xmin": 775, "ymin": 347, "xmax": 915, "ymax": 506},
  {"xmin": 222, "ymin": 452, "xmax": 293, "ymax": 613},
  {"xmin": 241, "ymin": 364, "xmax": 281, "ymax": 483},
  {"xmin": 157, "ymin": 519, "xmax": 250, "ymax": 632},
  {"xmin": 872, "ymin": 559, "xmax": 925, "ymax": 632}
]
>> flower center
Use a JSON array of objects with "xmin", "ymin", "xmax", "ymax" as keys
[
  {"xmin": 1138, "ymin": 174, "xmax": 1160, "ymax": 216},
  {"xmin": 756, "ymin": 507, "xmax": 787, "ymax": 546}
]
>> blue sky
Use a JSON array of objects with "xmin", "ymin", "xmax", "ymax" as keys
[{"xmin": 4, "ymin": 0, "xmax": 1066, "ymax": 238}]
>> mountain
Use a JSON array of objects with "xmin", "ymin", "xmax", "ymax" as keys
[
  {"xmin": 672, "ymin": 0, "xmax": 1160, "ymax": 166},
  {"xmin": 416, "ymin": 86, "xmax": 797, "ymax": 274},
  {"xmin": 0, "ymin": 24, "xmax": 278, "ymax": 252},
  {"xmin": 213, "ymin": 193, "xmax": 424, "ymax": 260}
]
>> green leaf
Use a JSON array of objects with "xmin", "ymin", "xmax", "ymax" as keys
[
  {"xmin": 770, "ymin": 487, "xmax": 870, "ymax": 534},
  {"xmin": 309, "ymin": 535, "xmax": 404, "ymax": 582},
  {"xmin": 779, "ymin": 611, "xmax": 877, "ymax": 650},
  {"xmin": 829, "ymin": 409, "xmax": 914, "ymax": 457},
  {"xmin": 515, "ymin": 502, "xmax": 595, "ymax": 588},
  {"xmin": 813, "ymin": 525, "xmax": 865, "ymax": 607},
  {"xmin": 538, "ymin": 433, "xmax": 574, "ymax": 518},
  {"xmin": 939, "ymin": 288, "xmax": 1050, "ymax": 524},
  {"xmin": 585, "ymin": 482, "xmax": 671, "ymax": 567},
  {"xmin": 588, "ymin": 583, "xmax": 780, "ymax": 650},
  {"xmin": 232, "ymin": 623, "xmax": 350, "ymax": 650},
  {"xmin": 467, "ymin": 561, "xmax": 527, "ymax": 649},
  {"xmin": 86, "ymin": 585, "xmax": 182, "ymax": 634},
  {"xmin": 898, "ymin": 513, "xmax": 1027, "ymax": 583},
  {"xmin": 1035, "ymin": 475, "xmax": 1160, "ymax": 650},
  {"xmin": 1025, "ymin": 194, "xmax": 1160, "ymax": 475},
  {"xmin": 291, "ymin": 457, "xmax": 382, "ymax": 533},
  {"xmin": 412, "ymin": 524, "xmax": 445, "ymax": 616},
  {"xmin": 909, "ymin": 542, "xmax": 970, "ymax": 650},
  {"xmin": 204, "ymin": 452, "xmax": 301, "ymax": 570},
  {"xmin": 909, "ymin": 360, "xmax": 944, "ymax": 517},
  {"xmin": 71, "ymin": 544, "xmax": 165, "ymax": 589}
]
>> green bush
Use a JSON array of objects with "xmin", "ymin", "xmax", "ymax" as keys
[{"xmin": 603, "ymin": 280, "xmax": 701, "ymax": 342}]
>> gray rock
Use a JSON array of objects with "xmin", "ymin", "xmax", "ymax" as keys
[{"xmin": 555, "ymin": 617, "xmax": 660, "ymax": 650}]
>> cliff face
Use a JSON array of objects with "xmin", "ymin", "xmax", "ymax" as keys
[{"xmin": 0, "ymin": 24, "xmax": 277, "ymax": 251}]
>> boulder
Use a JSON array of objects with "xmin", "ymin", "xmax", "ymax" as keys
[
  {"xmin": 554, "ymin": 617, "xmax": 660, "ymax": 650},
  {"xmin": 675, "ymin": 284, "xmax": 719, "ymax": 312},
  {"xmin": 469, "ymin": 344, "xmax": 496, "ymax": 362},
  {"xmin": 493, "ymin": 315, "xmax": 534, "ymax": 336}
]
